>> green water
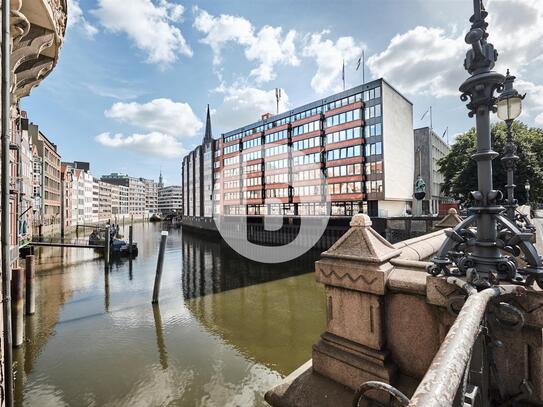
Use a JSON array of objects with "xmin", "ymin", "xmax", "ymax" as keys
[{"xmin": 13, "ymin": 223, "xmax": 326, "ymax": 406}]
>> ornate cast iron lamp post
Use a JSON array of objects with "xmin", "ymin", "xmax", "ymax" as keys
[
  {"xmin": 497, "ymin": 70, "xmax": 524, "ymax": 222},
  {"xmin": 428, "ymin": 0, "xmax": 543, "ymax": 288}
]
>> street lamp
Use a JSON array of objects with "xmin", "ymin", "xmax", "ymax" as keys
[
  {"xmin": 525, "ymin": 180, "xmax": 530, "ymax": 206},
  {"xmin": 497, "ymin": 70, "xmax": 525, "ymax": 222}
]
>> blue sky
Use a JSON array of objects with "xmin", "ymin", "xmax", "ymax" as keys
[{"xmin": 21, "ymin": 0, "xmax": 543, "ymax": 185}]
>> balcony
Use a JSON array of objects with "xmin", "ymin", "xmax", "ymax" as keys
[{"xmin": 10, "ymin": 0, "xmax": 67, "ymax": 102}]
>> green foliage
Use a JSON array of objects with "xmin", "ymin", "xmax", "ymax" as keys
[{"xmin": 438, "ymin": 122, "xmax": 543, "ymax": 205}]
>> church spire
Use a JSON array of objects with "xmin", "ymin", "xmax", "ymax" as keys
[
  {"xmin": 158, "ymin": 170, "xmax": 163, "ymax": 188},
  {"xmin": 204, "ymin": 104, "xmax": 212, "ymax": 142}
]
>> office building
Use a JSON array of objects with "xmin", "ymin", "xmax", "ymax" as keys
[
  {"xmin": 158, "ymin": 185, "xmax": 183, "ymax": 215},
  {"xmin": 182, "ymin": 79, "xmax": 414, "ymax": 218},
  {"xmin": 413, "ymin": 127, "xmax": 451, "ymax": 215}
]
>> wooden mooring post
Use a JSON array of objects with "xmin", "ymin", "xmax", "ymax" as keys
[
  {"xmin": 152, "ymin": 231, "xmax": 168, "ymax": 304},
  {"xmin": 104, "ymin": 225, "xmax": 111, "ymax": 267},
  {"xmin": 129, "ymin": 225, "xmax": 133, "ymax": 255},
  {"xmin": 11, "ymin": 268, "xmax": 24, "ymax": 347},
  {"xmin": 25, "ymin": 255, "xmax": 35, "ymax": 315}
]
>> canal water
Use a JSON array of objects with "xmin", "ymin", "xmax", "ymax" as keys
[{"xmin": 13, "ymin": 223, "xmax": 326, "ymax": 406}]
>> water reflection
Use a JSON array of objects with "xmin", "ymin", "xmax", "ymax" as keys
[
  {"xmin": 13, "ymin": 223, "xmax": 325, "ymax": 406},
  {"xmin": 181, "ymin": 231, "xmax": 320, "ymax": 299}
]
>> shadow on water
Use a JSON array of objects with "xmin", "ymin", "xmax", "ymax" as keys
[{"xmin": 13, "ymin": 222, "xmax": 326, "ymax": 407}]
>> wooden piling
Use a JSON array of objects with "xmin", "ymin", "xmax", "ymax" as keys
[
  {"xmin": 152, "ymin": 231, "xmax": 168, "ymax": 304},
  {"xmin": 11, "ymin": 268, "xmax": 24, "ymax": 347},
  {"xmin": 129, "ymin": 225, "xmax": 133, "ymax": 255},
  {"xmin": 105, "ymin": 225, "xmax": 111, "ymax": 267},
  {"xmin": 25, "ymin": 255, "xmax": 35, "ymax": 315}
]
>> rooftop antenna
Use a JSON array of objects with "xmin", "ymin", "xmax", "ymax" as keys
[
  {"xmin": 275, "ymin": 88, "xmax": 282, "ymax": 115},
  {"xmin": 421, "ymin": 106, "xmax": 433, "ymax": 130}
]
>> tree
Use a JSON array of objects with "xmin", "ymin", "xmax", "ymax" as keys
[{"xmin": 438, "ymin": 122, "xmax": 543, "ymax": 206}]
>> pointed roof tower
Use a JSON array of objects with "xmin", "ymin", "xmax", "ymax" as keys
[
  {"xmin": 158, "ymin": 171, "xmax": 164, "ymax": 188},
  {"xmin": 203, "ymin": 104, "xmax": 212, "ymax": 143}
]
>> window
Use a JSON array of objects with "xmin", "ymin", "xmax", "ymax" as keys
[
  {"xmin": 243, "ymin": 137, "xmax": 261, "ymax": 149},
  {"xmin": 327, "ymin": 163, "xmax": 362, "ymax": 178},
  {"xmin": 223, "ymin": 144, "xmax": 240, "ymax": 154},
  {"xmin": 265, "ymin": 188, "xmax": 289, "ymax": 198},
  {"xmin": 293, "ymin": 152, "xmax": 320, "ymax": 166},
  {"xmin": 326, "ymin": 93, "xmax": 362, "ymax": 111},
  {"xmin": 367, "ymin": 180, "xmax": 383, "ymax": 193},
  {"xmin": 224, "ymin": 156, "xmax": 239, "ymax": 166},
  {"xmin": 292, "ymin": 136, "xmax": 321, "ymax": 151},
  {"xmin": 265, "ymin": 144, "xmax": 288, "ymax": 157},
  {"xmin": 363, "ymin": 87, "xmax": 381, "ymax": 102},
  {"xmin": 243, "ymin": 163, "xmax": 262, "ymax": 174},
  {"xmin": 243, "ymin": 150, "xmax": 262, "ymax": 161},
  {"xmin": 327, "ymin": 181, "xmax": 363, "ymax": 195},
  {"xmin": 265, "ymin": 158, "xmax": 289, "ymax": 170},
  {"xmin": 293, "ymin": 107, "xmax": 322, "ymax": 121},
  {"xmin": 326, "ymin": 127, "xmax": 362, "ymax": 144},
  {"xmin": 265, "ymin": 172, "xmax": 289, "ymax": 184},
  {"xmin": 365, "ymin": 142, "xmax": 382, "ymax": 157},
  {"xmin": 293, "ymin": 185, "xmax": 322, "ymax": 196},
  {"xmin": 224, "ymin": 133, "xmax": 242, "ymax": 143},
  {"xmin": 292, "ymin": 168, "xmax": 322, "ymax": 181},
  {"xmin": 364, "ymin": 123, "xmax": 382, "ymax": 138},
  {"xmin": 325, "ymin": 109, "xmax": 361, "ymax": 128},
  {"xmin": 326, "ymin": 145, "xmax": 362, "ymax": 161},
  {"xmin": 265, "ymin": 129, "xmax": 288, "ymax": 144},
  {"xmin": 365, "ymin": 161, "xmax": 383, "ymax": 175},
  {"xmin": 244, "ymin": 190, "xmax": 262, "ymax": 199},
  {"xmin": 244, "ymin": 176, "xmax": 262, "ymax": 187},
  {"xmin": 292, "ymin": 120, "xmax": 320, "ymax": 136},
  {"xmin": 364, "ymin": 104, "xmax": 382, "ymax": 120}
]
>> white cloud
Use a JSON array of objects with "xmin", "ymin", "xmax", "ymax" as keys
[
  {"xmin": 96, "ymin": 132, "xmax": 186, "ymax": 158},
  {"xmin": 67, "ymin": 0, "xmax": 98, "ymax": 37},
  {"xmin": 193, "ymin": 8, "xmax": 299, "ymax": 83},
  {"xmin": 515, "ymin": 79, "xmax": 543, "ymax": 126},
  {"xmin": 97, "ymin": 98, "xmax": 202, "ymax": 158},
  {"xmin": 104, "ymin": 98, "xmax": 202, "ymax": 137},
  {"xmin": 213, "ymin": 83, "xmax": 290, "ymax": 131},
  {"xmin": 366, "ymin": 0, "xmax": 543, "ymax": 100},
  {"xmin": 367, "ymin": 26, "xmax": 465, "ymax": 98},
  {"xmin": 92, "ymin": 0, "xmax": 192, "ymax": 66},
  {"xmin": 302, "ymin": 32, "xmax": 363, "ymax": 95}
]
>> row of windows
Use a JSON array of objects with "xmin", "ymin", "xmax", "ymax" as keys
[
  {"xmin": 294, "ymin": 185, "xmax": 323, "ymax": 196},
  {"xmin": 327, "ymin": 181, "xmax": 363, "ymax": 195},
  {"xmin": 363, "ymin": 87, "xmax": 381, "ymax": 102},
  {"xmin": 293, "ymin": 168, "xmax": 322, "ymax": 182},
  {"xmin": 224, "ymin": 144, "xmax": 240, "ymax": 155},
  {"xmin": 244, "ymin": 177, "xmax": 262, "ymax": 186},
  {"xmin": 326, "ymin": 93, "xmax": 363, "ymax": 111},
  {"xmin": 327, "ymin": 145, "xmax": 362, "ymax": 161},
  {"xmin": 224, "ymin": 168, "xmax": 240, "ymax": 177},
  {"xmin": 243, "ymin": 150, "xmax": 262, "ymax": 161},
  {"xmin": 365, "ymin": 142, "xmax": 383, "ymax": 157},
  {"xmin": 244, "ymin": 163, "xmax": 261, "ymax": 174},
  {"xmin": 224, "ymin": 156, "xmax": 239, "ymax": 166},
  {"xmin": 265, "ymin": 144, "xmax": 288, "ymax": 157},
  {"xmin": 292, "ymin": 120, "xmax": 320, "ymax": 137},
  {"xmin": 224, "ymin": 180, "xmax": 239, "ymax": 189},
  {"xmin": 293, "ymin": 136, "xmax": 321, "ymax": 151},
  {"xmin": 327, "ymin": 163, "xmax": 362, "ymax": 178},
  {"xmin": 243, "ymin": 137, "xmax": 261, "ymax": 150},
  {"xmin": 365, "ymin": 104, "xmax": 382, "ymax": 120},
  {"xmin": 266, "ymin": 159, "xmax": 289, "ymax": 170},
  {"xmin": 224, "ymin": 192, "xmax": 240, "ymax": 200},
  {"xmin": 326, "ymin": 109, "xmax": 361, "ymax": 128},
  {"xmin": 265, "ymin": 129, "xmax": 288, "ymax": 144},
  {"xmin": 224, "ymin": 133, "xmax": 243, "ymax": 143},
  {"xmin": 266, "ymin": 188, "xmax": 289, "ymax": 198},
  {"xmin": 292, "ymin": 106, "xmax": 322, "ymax": 122},
  {"xmin": 326, "ymin": 126, "xmax": 362, "ymax": 144},
  {"xmin": 367, "ymin": 180, "xmax": 383, "ymax": 193},
  {"xmin": 244, "ymin": 190, "xmax": 262, "ymax": 199},
  {"xmin": 364, "ymin": 123, "xmax": 382, "ymax": 138},
  {"xmin": 365, "ymin": 161, "xmax": 383, "ymax": 175},
  {"xmin": 266, "ymin": 173, "xmax": 288, "ymax": 184},
  {"xmin": 293, "ymin": 152, "xmax": 321, "ymax": 166}
]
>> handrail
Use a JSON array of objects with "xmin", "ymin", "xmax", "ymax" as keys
[{"xmin": 407, "ymin": 278, "xmax": 524, "ymax": 407}]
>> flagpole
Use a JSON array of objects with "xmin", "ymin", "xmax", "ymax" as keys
[
  {"xmin": 362, "ymin": 50, "xmax": 365, "ymax": 84},
  {"xmin": 342, "ymin": 59, "xmax": 345, "ymax": 91}
]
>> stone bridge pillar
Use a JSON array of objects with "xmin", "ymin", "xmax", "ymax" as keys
[{"xmin": 313, "ymin": 213, "xmax": 402, "ymax": 395}]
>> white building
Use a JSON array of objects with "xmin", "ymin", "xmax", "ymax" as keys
[{"xmin": 158, "ymin": 185, "xmax": 183, "ymax": 215}]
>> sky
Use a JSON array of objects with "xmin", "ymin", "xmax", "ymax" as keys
[{"xmin": 21, "ymin": 0, "xmax": 543, "ymax": 185}]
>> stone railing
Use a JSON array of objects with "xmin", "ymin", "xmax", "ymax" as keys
[{"xmin": 266, "ymin": 213, "xmax": 543, "ymax": 406}]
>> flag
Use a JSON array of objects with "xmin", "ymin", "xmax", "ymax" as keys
[
  {"xmin": 442, "ymin": 127, "xmax": 448, "ymax": 138},
  {"xmin": 420, "ymin": 109, "xmax": 430, "ymax": 121},
  {"xmin": 342, "ymin": 59, "xmax": 345, "ymax": 90}
]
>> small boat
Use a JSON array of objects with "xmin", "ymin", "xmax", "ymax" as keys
[
  {"xmin": 149, "ymin": 213, "xmax": 162, "ymax": 222},
  {"xmin": 111, "ymin": 239, "xmax": 138, "ymax": 256}
]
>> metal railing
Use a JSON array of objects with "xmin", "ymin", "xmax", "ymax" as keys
[{"xmin": 353, "ymin": 278, "xmax": 528, "ymax": 407}]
